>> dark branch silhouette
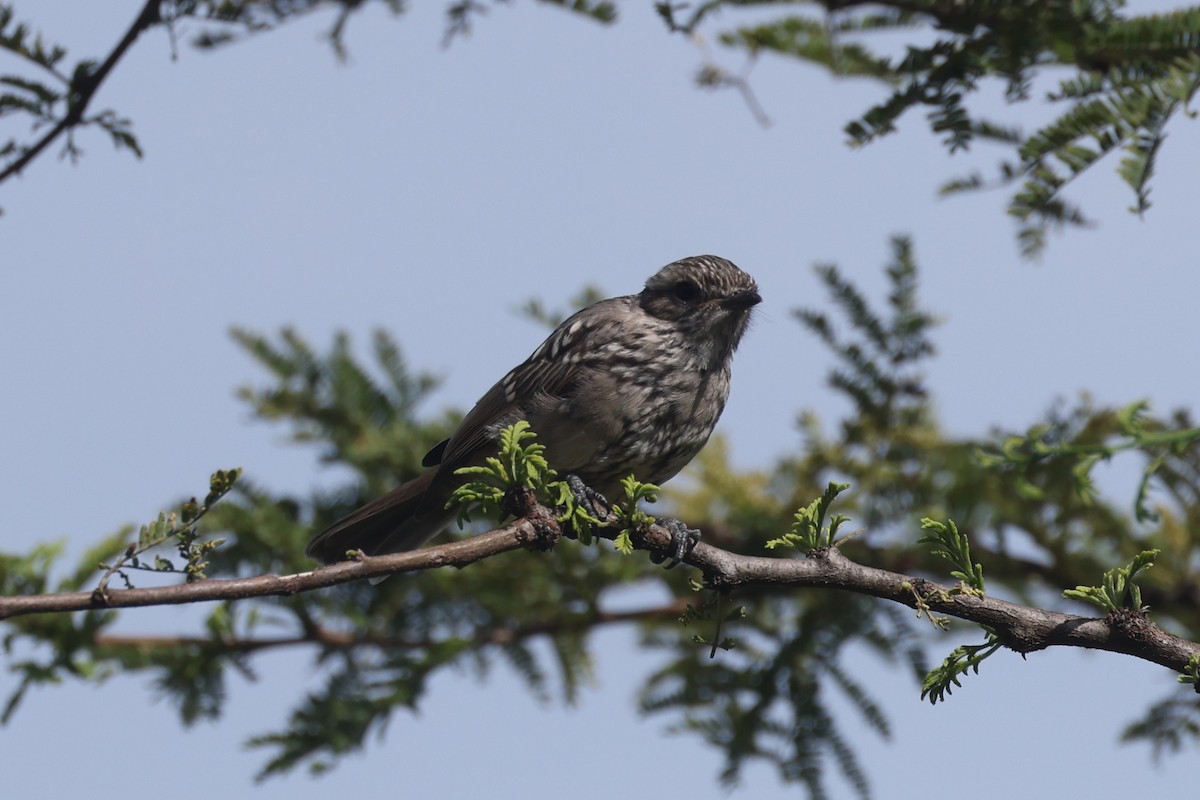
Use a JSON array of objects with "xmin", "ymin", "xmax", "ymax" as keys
[
  {"xmin": 0, "ymin": 0, "xmax": 159, "ymax": 185},
  {"xmin": 90, "ymin": 598, "xmax": 692, "ymax": 653}
]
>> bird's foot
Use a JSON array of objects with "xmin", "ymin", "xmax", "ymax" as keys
[
  {"xmin": 562, "ymin": 474, "xmax": 610, "ymax": 538},
  {"xmin": 648, "ymin": 518, "xmax": 701, "ymax": 569}
]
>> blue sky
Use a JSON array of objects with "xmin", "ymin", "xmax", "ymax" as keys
[{"xmin": 4, "ymin": 2, "xmax": 1199, "ymax": 797}]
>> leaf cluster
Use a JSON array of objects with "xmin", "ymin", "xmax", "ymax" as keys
[
  {"xmin": 1, "ymin": 0, "xmax": 617, "ymax": 192},
  {"xmin": 912, "ymin": 515, "xmax": 1001, "ymax": 701},
  {"xmin": 641, "ymin": 592, "xmax": 925, "ymax": 799},
  {"xmin": 611, "ymin": 475, "xmax": 661, "ymax": 555},
  {"xmin": 978, "ymin": 399, "xmax": 1200, "ymax": 522},
  {"xmin": 97, "ymin": 467, "xmax": 241, "ymax": 590},
  {"xmin": 918, "ymin": 517, "xmax": 984, "ymax": 594},
  {"xmin": 447, "ymin": 420, "xmax": 640, "ymax": 543},
  {"xmin": 448, "ymin": 420, "xmax": 556, "ymax": 525},
  {"xmin": 919, "ymin": 634, "xmax": 1002, "ymax": 705},
  {"xmin": 9, "ymin": 1, "xmax": 1200, "ymax": 257},
  {"xmin": 0, "ymin": 3, "xmax": 141, "ymax": 194},
  {"xmin": 1121, "ymin": 691, "xmax": 1200, "ymax": 760},
  {"xmin": 678, "ymin": 590, "xmax": 744, "ymax": 657},
  {"xmin": 446, "ymin": 423, "xmax": 675, "ymax": 556},
  {"xmin": 766, "ymin": 481, "xmax": 851, "ymax": 551},
  {"xmin": 1063, "ymin": 549, "xmax": 1160, "ymax": 612},
  {"xmin": 1, "ymin": 469, "xmax": 240, "ymax": 727},
  {"xmin": 698, "ymin": 1, "xmax": 1200, "ymax": 255}
]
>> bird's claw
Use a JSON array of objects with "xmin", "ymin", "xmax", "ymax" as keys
[
  {"xmin": 649, "ymin": 517, "xmax": 701, "ymax": 569},
  {"xmin": 564, "ymin": 474, "xmax": 610, "ymax": 534},
  {"xmin": 561, "ymin": 478, "xmax": 698, "ymax": 566}
]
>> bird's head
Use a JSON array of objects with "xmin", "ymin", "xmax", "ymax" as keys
[{"xmin": 640, "ymin": 255, "xmax": 761, "ymax": 349}]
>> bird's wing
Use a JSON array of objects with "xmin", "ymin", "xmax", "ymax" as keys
[{"xmin": 431, "ymin": 298, "xmax": 630, "ymax": 475}]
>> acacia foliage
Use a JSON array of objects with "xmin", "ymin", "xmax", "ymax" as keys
[
  {"xmin": 2, "ymin": 238, "xmax": 1198, "ymax": 797},
  {"xmin": 3, "ymin": 2, "xmax": 1200, "ymax": 252}
]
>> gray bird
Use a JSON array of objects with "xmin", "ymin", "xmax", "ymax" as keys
[{"xmin": 306, "ymin": 255, "xmax": 760, "ymax": 566}]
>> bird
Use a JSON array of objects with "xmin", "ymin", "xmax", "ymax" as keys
[{"xmin": 306, "ymin": 255, "xmax": 761, "ymax": 567}]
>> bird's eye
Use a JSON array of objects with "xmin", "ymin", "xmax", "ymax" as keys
[{"xmin": 671, "ymin": 280, "xmax": 701, "ymax": 303}]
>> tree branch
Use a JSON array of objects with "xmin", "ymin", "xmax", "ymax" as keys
[
  {"xmin": 692, "ymin": 542, "xmax": 1199, "ymax": 673},
  {"xmin": 0, "ymin": 0, "xmax": 159, "ymax": 184},
  {"xmin": 89, "ymin": 598, "xmax": 692, "ymax": 653},
  {"xmin": 3, "ymin": 502, "xmax": 1197, "ymax": 679},
  {"xmin": 0, "ymin": 511, "xmax": 552, "ymax": 620}
]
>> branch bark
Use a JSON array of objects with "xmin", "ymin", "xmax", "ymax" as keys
[
  {"xmin": 2, "ymin": 503, "xmax": 1197, "ymax": 678},
  {"xmin": 0, "ymin": 513, "xmax": 546, "ymax": 619}
]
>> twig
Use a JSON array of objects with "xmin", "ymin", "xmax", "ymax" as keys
[{"xmin": 0, "ymin": 0, "xmax": 160, "ymax": 184}]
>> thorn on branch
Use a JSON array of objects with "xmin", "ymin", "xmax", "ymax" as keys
[{"xmin": 91, "ymin": 586, "xmax": 111, "ymax": 608}]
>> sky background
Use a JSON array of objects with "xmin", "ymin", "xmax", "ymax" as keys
[{"xmin": 3, "ymin": 1, "xmax": 1199, "ymax": 797}]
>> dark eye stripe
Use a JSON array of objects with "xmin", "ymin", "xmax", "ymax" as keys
[{"xmin": 672, "ymin": 281, "xmax": 701, "ymax": 302}]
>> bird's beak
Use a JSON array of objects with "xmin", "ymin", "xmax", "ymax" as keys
[{"xmin": 721, "ymin": 290, "xmax": 762, "ymax": 311}]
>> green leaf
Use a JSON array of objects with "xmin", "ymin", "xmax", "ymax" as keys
[
  {"xmin": 612, "ymin": 530, "xmax": 634, "ymax": 555},
  {"xmin": 1063, "ymin": 549, "xmax": 1160, "ymax": 611},
  {"xmin": 1178, "ymin": 654, "xmax": 1200, "ymax": 686},
  {"xmin": 921, "ymin": 635, "xmax": 1003, "ymax": 704},
  {"xmin": 918, "ymin": 518, "xmax": 985, "ymax": 593},
  {"xmin": 767, "ymin": 482, "xmax": 851, "ymax": 552},
  {"xmin": 449, "ymin": 421, "xmax": 557, "ymax": 525}
]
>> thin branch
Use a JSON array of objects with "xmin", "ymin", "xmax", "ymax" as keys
[
  {"xmin": 2, "ymin": 502, "xmax": 1198, "ymax": 678},
  {"xmin": 0, "ymin": 0, "xmax": 160, "ymax": 184},
  {"xmin": 89, "ymin": 598, "xmax": 692, "ymax": 653},
  {"xmin": 0, "ymin": 511, "xmax": 552, "ymax": 620},
  {"xmin": 694, "ymin": 543, "xmax": 1200, "ymax": 673}
]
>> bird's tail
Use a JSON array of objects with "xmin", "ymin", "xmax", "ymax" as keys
[{"xmin": 306, "ymin": 471, "xmax": 454, "ymax": 565}]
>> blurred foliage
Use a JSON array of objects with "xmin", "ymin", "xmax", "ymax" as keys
[
  {"xmin": 4, "ymin": 2, "xmax": 1200, "ymax": 252},
  {"xmin": 3, "ymin": 236, "xmax": 1199, "ymax": 797},
  {"xmin": 677, "ymin": 1, "xmax": 1200, "ymax": 256}
]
